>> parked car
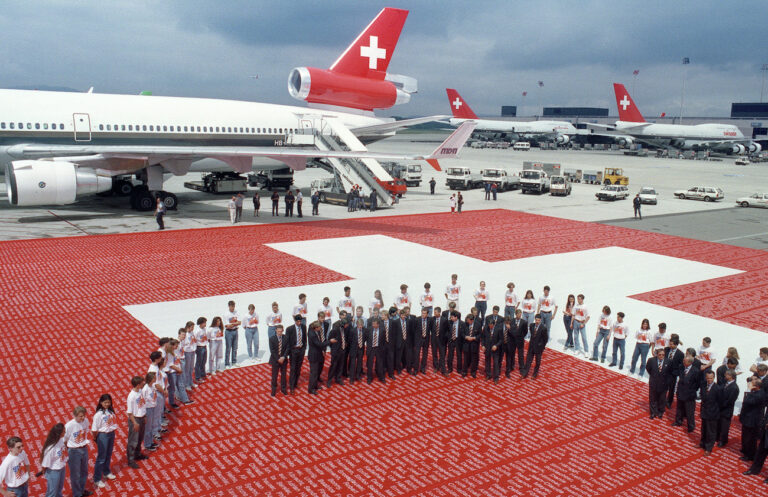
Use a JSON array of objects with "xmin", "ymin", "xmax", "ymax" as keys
[
  {"xmin": 736, "ymin": 193, "xmax": 768, "ymax": 208},
  {"xmin": 637, "ymin": 186, "xmax": 658, "ymax": 205},
  {"xmin": 550, "ymin": 175, "xmax": 572, "ymax": 196},
  {"xmin": 674, "ymin": 186, "xmax": 724, "ymax": 202},
  {"xmin": 595, "ymin": 184, "xmax": 629, "ymax": 201}
]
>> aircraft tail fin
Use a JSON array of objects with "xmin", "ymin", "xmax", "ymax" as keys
[
  {"xmin": 613, "ymin": 83, "xmax": 645, "ymax": 123},
  {"xmin": 446, "ymin": 88, "xmax": 479, "ymax": 119}
]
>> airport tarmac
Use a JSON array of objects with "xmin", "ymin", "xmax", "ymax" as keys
[{"xmin": 0, "ymin": 132, "xmax": 766, "ymax": 246}]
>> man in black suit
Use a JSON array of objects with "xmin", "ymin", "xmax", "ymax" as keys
[
  {"xmin": 673, "ymin": 356, "xmax": 699, "ymax": 432},
  {"xmin": 646, "ymin": 348, "xmax": 670, "ymax": 419},
  {"xmin": 717, "ymin": 357, "xmax": 739, "ymax": 385},
  {"xmin": 415, "ymin": 308, "xmax": 433, "ymax": 374},
  {"xmin": 482, "ymin": 309, "xmax": 503, "ymax": 383},
  {"xmin": 506, "ymin": 310, "xmax": 526, "ymax": 376},
  {"xmin": 326, "ymin": 312, "xmax": 349, "ymax": 388},
  {"xmin": 699, "ymin": 370, "xmax": 722, "ymax": 454},
  {"xmin": 365, "ymin": 318, "xmax": 386, "ymax": 383},
  {"xmin": 382, "ymin": 308, "xmax": 397, "ymax": 379},
  {"xmin": 286, "ymin": 314, "xmax": 307, "ymax": 394},
  {"xmin": 444, "ymin": 311, "xmax": 463, "ymax": 376},
  {"xmin": 269, "ymin": 325, "xmax": 290, "ymax": 396},
  {"xmin": 462, "ymin": 313, "xmax": 481, "ymax": 378},
  {"xmin": 717, "ymin": 369, "xmax": 740, "ymax": 447},
  {"xmin": 522, "ymin": 314, "xmax": 548, "ymax": 379},
  {"xmin": 740, "ymin": 378, "xmax": 766, "ymax": 462},
  {"xmin": 664, "ymin": 335, "xmax": 684, "ymax": 408},
  {"xmin": 395, "ymin": 309, "xmax": 410, "ymax": 374},
  {"xmin": 316, "ymin": 310, "xmax": 330, "ymax": 383},
  {"xmin": 431, "ymin": 307, "xmax": 443, "ymax": 371},
  {"xmin": 743, "ymin": 409, "xmax": 768, "ymax": 482},
  {"xmin": 307, "ymin": 321, "xmax": 329, "ymax": 395},
  {"xmin": 349, "ymin": 318, "xmax": 367, "ymax": 384}
]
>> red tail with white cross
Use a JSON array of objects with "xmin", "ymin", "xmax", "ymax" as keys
[
  {"xmin": 446, "ymin": 89, "xmax": 479, "ymax": 119},
  {"xmin": 613, "ymin": 83, "xmax": 645, "ymax": 123}
]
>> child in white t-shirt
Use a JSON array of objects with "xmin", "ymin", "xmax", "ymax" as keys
[
  {"xmin": 0, "ymin": 436, "xmax": 29, "ymax": 497},
  {"xmin": 39, "ymin": 423, "xmax": 67, "ymax": 497}
]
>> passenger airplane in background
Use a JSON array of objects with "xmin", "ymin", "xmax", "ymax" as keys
[
  {"xmin": 445, "ymin": 88, "xmax": 576, "ymax": 144},
  {"xmin": 2, "ymin": 8, "xmax": 468, "ymax": 210},
  {"xmin": 595, "ymin": 83, "xmax": 761, "ymax": 155}
]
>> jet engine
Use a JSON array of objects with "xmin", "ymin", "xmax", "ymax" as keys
[
  {"xmin": 748, "ymin": 142, "xmax": 762, "ymax": 154},
  {"xmin": 5, "ymin": 160, "xmax": 112, "ymax": 206},
  {"xmin": 555, "ymin": 134, "xmax": 570, "ymax": 144},
  {"xmin": 288, "ymin": 67, "xmax": 415, "ymax": 111},
  {"xmin": 617, "ymin": 137, "xmax": 634, "ymax": 147},
  {"xmin": 730, "ymin": 143, "xmax": 746, "ymax": 155}
]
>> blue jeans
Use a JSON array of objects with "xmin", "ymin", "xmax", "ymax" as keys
[
  {"xmin": 504, "ymin": 306, "xmax": 515, "ymax": 320},
  {"xmin": 630, "ymin": 343, "xmax": 650, "ymax": 376},
  {"xmin": 68, "ymin": 446, "xmax": 88, "ymax": 497},
  {"xmin": 172, "ymin": 371, "xmax": 189, "ymax": 403},
  {"xmin": 573, "ymin": 320, "xmax": 588, "ymax": 353},
  {"xmin": 244, "ymin": 327, "xmax": 258, "ymax": 358},
  {"xmin": 592, "ymin": 329, "xmax": 611, "ymax": 360},
  {"xmin": 225, "ymin": 328, "xmax": 238, "ymax": 366},
  {"xmin": 475, "ymin": 301, "xmax": 487, "ymax": 322},
  {"xmin": 45, "ymin": 468, "xmax": 64, "ymax": 497},
  {"xmin": 540, "ymin": 311, "xmax": 553, "ymax": 331},
  {"xmin": 267, "ymin": 326, "xmax": 276, "ymax": 338},
  {"xmin": 522, "ymin": 311, "xmax": 534, "ymax": 325},
  {"xmin": 563, "ymin": 315, "xmax": 573, "ymax": 348},
  {"xmin": 144, "ymin": 405, "xmax": 157, "ymax": 448},
  {"xmin": 183, "ymin": 351, "xmax": 195, "ymax": 387},
  {"xmin": 611, "ymin": 338, "xmax": 626, "ymax": 368},
  {"xmin": 195, "ymin": 346, "xmax": 207, "ymax": 380},
  {"xmin": 167, "ymin": 371, "xmax": 177, "ymax": 407},
  {"xmin": 7, "ymin": 483, "xmax": 28, "ymax": 497},
  {"xmin": 94, "ymin": 431, "xmax": 114, "ymax": 482}
]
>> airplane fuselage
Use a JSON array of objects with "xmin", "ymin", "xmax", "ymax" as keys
[
  {"xmin": 613, "ymin": 121, "xmax": 744, "ymax": 141},
  {"xmin": 449, "ymin": 117, "xmax": 576, "ymax": 136}
]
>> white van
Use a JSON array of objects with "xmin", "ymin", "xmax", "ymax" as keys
[{"xmin": 513, "ymin": 141, "xmax": 531, "ymax": 151}]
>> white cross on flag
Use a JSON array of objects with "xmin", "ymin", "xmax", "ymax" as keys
[
  {"xmin": 453, "ymin": 97, "xmax": 463, "ymax": 110},
  {"xmin": 620, "ymin": 96, "xmax": 631, "ymax": 111},
  {"xmin": 360, "ymin": 35, "xmax": 387, "ymax": 70}
]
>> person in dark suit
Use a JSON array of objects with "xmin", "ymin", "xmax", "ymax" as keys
[
  {"xmin": 716, "ymin": 358, "xmax": 739, "ymax": 385},
  {"xmin": 743, "ymin": 408, "xmax": 768, "ymax": 481},
  {"xmin": 416, "ymin": 308, "xmax": 434, "ymax": 374},
  {"xmin": 269, "ymin": 325, "xmax": 290, "ymax": 396},
  {"xmin": 461, "ymin": 313, "xmax": 481, "ymax": 378},
  {"xmin": 699, "ymin": 370, "xmax": 722, "ymax": 454},
  {"xmin": 482, "ymin": 309, "xmax": 503, "ymax": 383},
  {"xmin": 506, "ymin": 310, "xmax": 526, "ymax": 376},
  {"xmin": 740, "ymin": 378, "xmax": 766, "ymax": 462},
  {"xmin": 317, "ymin": 310, "xmax": 330, "ymax": 383},
  {"xmin": 349, "ymin": 319, "xmax": 367, "ymax": 384},
  {"xmin": 444, "ymin": 311, "xmax": 464, "ymax": 375},
  {"xmin": 646, "ymin": 348, "xmax": 670, "ymax": 419},
  {"xmin": 673, "ymin": 356, "xmax": 699, "ymax": 432},
  {"xmin": 307, "ymin": 321, "xmax": 329, "ymax": 395},
  {"xmin": 431, "ymin": 307, "xmax": 444, "ymax": 371},
  {"xmin": 664, "ymin": 335, "xmax": 684, "ymax": 408},
  {"xmin": 380, "ymin": 308, "xmax": 396, "ymax": 379},
  {"xmin": 718, "ymin": 369, "xmax": 740, "ymax": 447},
  {"xmin": 522, "ymin": 314, "xmax": 548, "ymax": 379},
  {"xmin": 286, "ymin": 314, "xmax": 307, "ymax": 394},
  {"xmin": 365, "ymin": 319, "xmax": 385, "ymax": 383},
  {"xmin": 326, "ymin": 312, "xmax": 349, "ymax": 388},
  {"xmin": 394, "ymin": 309, "xmax": 410, "ymax": 374}
]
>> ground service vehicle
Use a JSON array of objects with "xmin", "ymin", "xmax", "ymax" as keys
[
  {"xmin": 446, "ymin": 167, "xmax": 483, "ymax": 190},
  {"xmin": 481, "ymin": 168, "xmax": 519, "ymax": 191},
  {"xmin": 520, "ymin": 169, "xmax": 550, "ymax": 194},
  {"xmin": 674, "ymin": 187, "xmax": 724, "ymax": 202},
  {"xmin": 184, "ymin": 172, "xmax": 247, "ymax": 194},
  {"xmin": 603, "ymin": 167, "xmax": 629, "ymax": 185},
  {"xmin": 247, "ymin": 168, "xmax": 294, "ymax": 190},
  {"xmin": 637, "ymin": 186, "xmax": 658, "ymax": 204},
  {"xmin": 595, "ymin": 184, "xmax": 629, "ymax": 201},
  {"xmin": 736, "ymin": 193, "xmax": 768, "ymax": 208},
  {"xmin": 513, "ymin": 142, "xmax": 531, "ymax": 151},
  {"xmin": 550, "ymin": 175, "xmax": 571, "ymax": 196}
]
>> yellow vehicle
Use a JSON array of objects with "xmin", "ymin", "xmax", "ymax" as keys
[{"xmin": 603, "ymin": 167, "xmax": 629, "ymax": 185}]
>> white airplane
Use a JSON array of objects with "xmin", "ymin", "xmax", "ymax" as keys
[
  {"xmin": 2, "ymin": 8, "xmax": 466, "ymax": 210},
  {"xmin": 595, "ymin": 83, "xmax": 762, "ymax": 155},
  {"xmin": 445, "ymin": 88, "xmax": 576, "ymax": 144}
]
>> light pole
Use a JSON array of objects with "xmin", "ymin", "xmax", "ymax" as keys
[
  {"xmin": 679, "ymin": 57, "xmax": 690, "ymax": 124},
  {"xmin": 632, "ymin": 69, "xmax": 639, "ymax": 96},
  {"xmin": 761, "ymin": 63, "xmax": 768, "ymax": 103}
]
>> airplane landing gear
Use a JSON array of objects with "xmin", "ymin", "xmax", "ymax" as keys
[{"xmin": 130, "ymin": 187, "xmax": 177, "ymax": 211}]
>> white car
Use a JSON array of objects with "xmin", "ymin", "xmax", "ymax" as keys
[
  {"xmin": 674, "ymin": 186, "xmax": 724, "ymax": 202},
  {"xmin": 595, "ymin": 184, "xmax": 629, "ymax": 201},
  {"xmin": 638, "ymin": 186, "xmax": 658, "ymax": 205},
  {"xmin": 736, "ymin": 193, "xmax": 768, "ymax": 208}
]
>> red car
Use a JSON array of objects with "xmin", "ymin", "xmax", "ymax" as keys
[{"xmin": 376, "ymin": 177, "xmax": 407, "ymax": 197}]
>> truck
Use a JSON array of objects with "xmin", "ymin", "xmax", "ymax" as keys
[
  {"xmin": 247, "ymin": 167, "xmax": 294, "ymax": 190},
  {"xmin": 523, "ymin": 161, "xmax": 561, "ymax": 177},
  {"xmin": 184, "ymin": 172, "xmax": 247, "ymax": 194},
  {"xmin": 513, "ymin": 141, "xmax": 531, "ymax": 151},
  {"xmin": 519, "ymin": 169, "xmax": 550, "ymax": 194},
  {"xmin": 481, "ymin": 168, "xmax": 520, "ymax": 191},
  {"xmin": 603, "ymin": 167, "xmax": 629, "ymax": 185},
  {"xmin": 550, "ymin": 175, "xmax": 572, "ymax": 196},
  {"xmin": 401, "ymin": 164, "xmax": 422, "ymax": 187},
  {"xmin": 581, "ymin": 170, "xmax": 603, "ymax": 185},
  {"xmin": 446, "ymin": 167, "xmax": 483, "ymax": 190}
]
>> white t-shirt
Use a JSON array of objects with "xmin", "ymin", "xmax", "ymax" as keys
[
  {"xmin": 0, "ymin": 451, "xmax": 29, "ymax": 487},
  {"xmin": 573, "ymin": 304, "xmax": 589, "ymax": 322},
  {"xmin": 92, "ymin": 410, "xmax": 118, "ymax": 433},
  {"xmin": 538, "ymin": 295, "xmax": 556, "ymax": 312},
  {"xmin": 634, "ymin": 328, "xmax": 652, "ymax": 344},
  {"xmin": 612, "ymin": 321, "xmax": 629, "ymax": 339},
  {"xmin": 142, "ymin": 383, "xmax": 158, "ymax": 408},
  {"xmin": 753, "ymin": 357, "xmax": 768, "ymax": 369},
  {"xmin": 243, "ymin": 312, "xmax": 260, "ymax": 329},
  {"xmin": 653, "ymin": 332, "xmax": 669, "ymax": 349},
  {"xmin": 127, "ymin": 389, "xmax": 146, "ymax": 417},
  {"xmin": 597, "ymin": 314, "xmax": 612, "ymax": 331},
  {"xmin": 338, "ymin": 297, "xmax": 355, "ymax": 315},
  {"xmin": 224, "ymin": 310, "xmax": 240, "ymax": 330},
  {"xmin": 148, "ymin": 363, "xmax": 166, "ymax": 390},
  {"xmin": 319, "ymin": 305, "xmax": 333, "ymax": 322},
  {"xmin": 698, "ymin": 345, "xmax": 716, "ymax": 365},
  {"xmin": 64, "ymin": 418, "xmax": 90, "ymax": 448},
  {"xmin": 473, "ymin": 288, "xmax": 489, "ymax": 302},
  {"xmin": 419, "ymin": 292, "xmax": 434, "ymax": 309},
  {"xmin": 41, "ymin": 438, "xmax": 67, "ymax": 470},
  {"xmin": 369, "ymin": 298, "xmax": 383, "ymax": 314},
  {"xmin": 445, "ymin": 284, "xmax": 460, "ymax": 302},
  {"xmin": 208, "ymin": 326, "xmax": 224, "ymax": 342},
  {"xmin": 395, "ymin": 292, "xmax": 411, "ymax": 310},
  {"xmin": 521, "ymin": 298, "xmax": 536, "ymax": 314},
  {"xmin": 194, "ymin": 326, "xmax": 208, "ymax": 346},
  {"xmin": 182, "ymin": 333, "xmax": 196, "ymax": 353},
  {"xmin": 292, "ymin": 303, "xmax": 308, "ymax": 320},
  {"xmin": 266, "ymin": 311, "xmax": 283, "ymax": 328},
  {"xmin": 504, "ymin": 291, "xmax": 519, "ymax": 309}
]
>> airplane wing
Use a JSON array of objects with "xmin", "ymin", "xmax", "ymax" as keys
[
  {"xmin": 8, "ymin": 122, "xmax": 476, "ymax": 174},
  {"xmin": 350, "ymin": 115, "xmax": 450, "ymax": 135}
]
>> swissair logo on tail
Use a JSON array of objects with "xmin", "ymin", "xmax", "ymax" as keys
[
  {"xmin": 360, "ymin": 35, "xmax": 386, "ymax": 70},
  {"xmin": 619, "ymin": 96, "xmax": 631, "ymax": 111},
  {"xmin": 452, "ymin": 97, "xmax": 463, "ymax": 110}
]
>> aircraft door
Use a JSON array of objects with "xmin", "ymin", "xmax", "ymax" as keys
[{"xmin": 73, "ymin": 113, "xmax": 91, "ymax": 142}]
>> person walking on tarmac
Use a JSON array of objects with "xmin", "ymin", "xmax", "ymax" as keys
[
  {"xmin": 285, "ymin": 190, "xmax": 295, "ymax": 217},
  {"xmin": 155, "ymin": 196, "xmax": 166, "ymax": 230},
  {"xmin": 271, "ymin": 191, "xmax": 279, "ymax": 216},
  {"xmin": 633, "ymin": 194, "xmax": 642, "ymax": 219},
  {"xmin": 429, "ymin": 177, "xmax": 436, "ymax": 194}
]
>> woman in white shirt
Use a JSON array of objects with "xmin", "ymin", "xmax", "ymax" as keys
[
  {"xmin": 369, "ymin": 290, "xmax": 384, "ymax": 317},
  {"xmin": 629, "ymin": 318, "xmax": 652, "ymax": 377},
  {"xmin": 721, "ymin": 347, "xmax": 743, "ymax": 376},
  {"xmin": 473, "ymin": 281, "xmax": 489, "ymax": 323},
  {"xmin": 208, "ymin": 316, "xmax": 225, "ymax": 374},
  {"xmin": 92, "ymin": 394, "xmax": 117, "ymax": 488},
  {"xmin": 521, "ymin": 290, "xmax": 536, "ymax": 325},
  {"xmin": 562, "ymin": 294, "xmax": 575, "ymax": 351},
  {"xmin": 243, "ymin": 304, "xmax": 260, "ymax": 360},
  {"xmin": 39, "ymin": 423, "xmax": 66, "ymax": 497},
  {"xmin": 503, "ymin": 282, "xmax": 519, "ymax": 321}
]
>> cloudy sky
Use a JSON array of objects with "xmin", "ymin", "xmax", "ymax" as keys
[{"xmin": 1, "ymin": 1, "xmax": 766, "ymax": 118}]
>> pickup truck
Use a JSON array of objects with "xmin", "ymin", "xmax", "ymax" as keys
[
  {"xmin": 481, "ymin": 168, "xmax": 520, "ymax": 191},
  {"xmin": 519, "ymin": 169, "xmax": 550, "ymax": 194},
  {"xmin": 446, "ymin": 167, "xmax": 483, "ymax": 190}
]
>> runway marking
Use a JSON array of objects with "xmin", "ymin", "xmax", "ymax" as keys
[
  {"xmin": 46, "ymin": 210, "xmax": 92, "ymax": 235},
  {"xmin": 712, "ymin": 231, "xmax": 768, "ymax": 242}
]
